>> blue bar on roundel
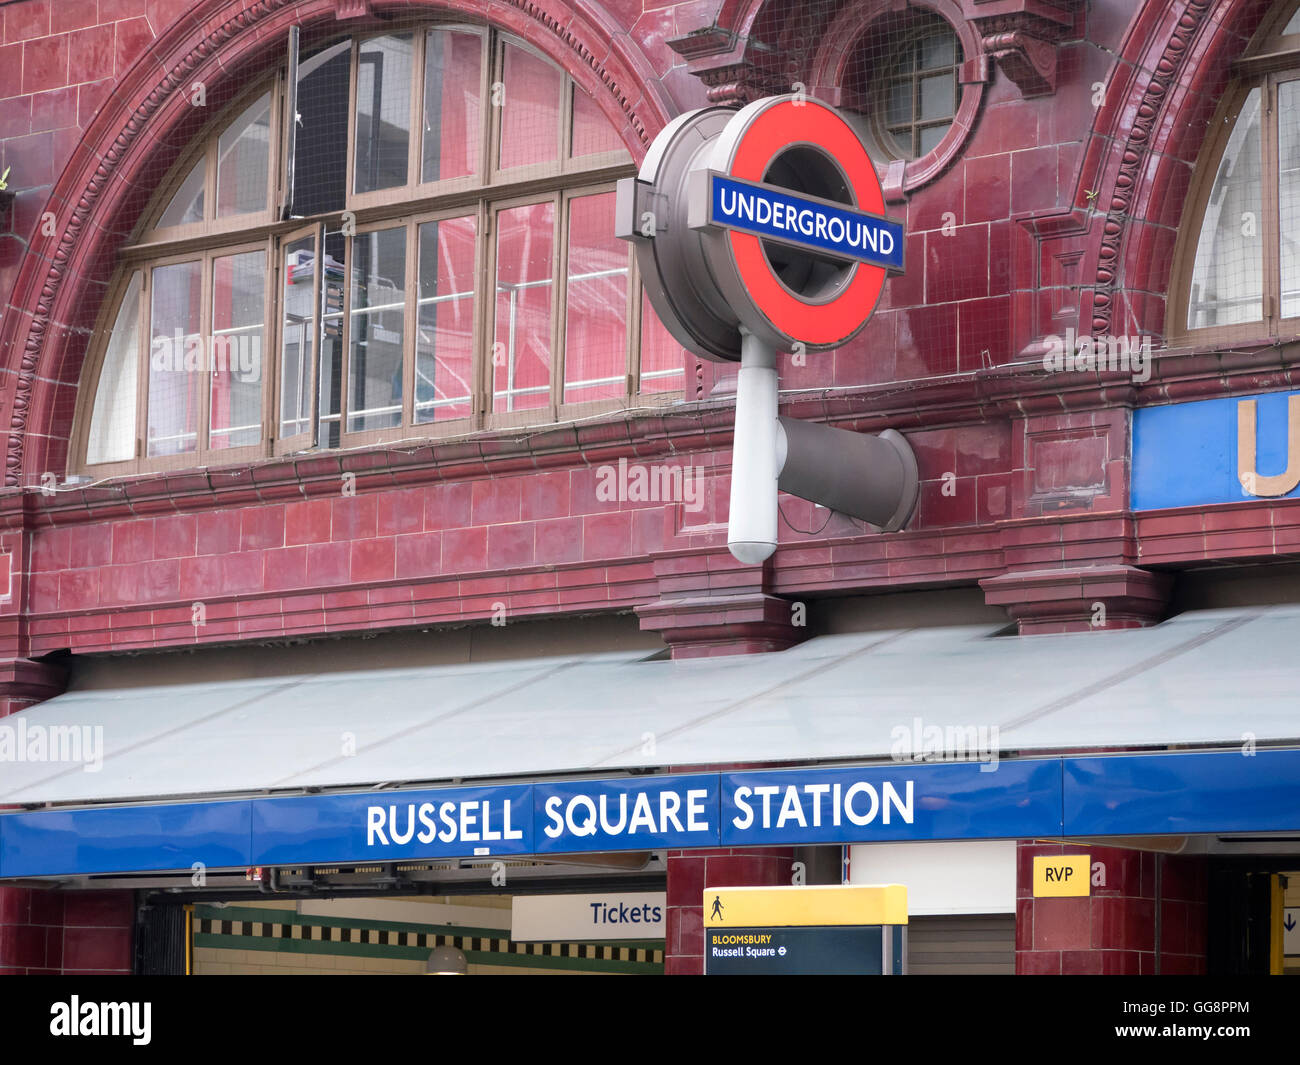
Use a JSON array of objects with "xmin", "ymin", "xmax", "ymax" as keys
[{"xmin": 710, "ymin": 174, "xmax": 905, "ymax": 271}]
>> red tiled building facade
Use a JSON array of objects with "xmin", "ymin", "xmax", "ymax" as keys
[{"xmin": 0, "ymin": 0, "xmax": 1293, "ymax": 974}]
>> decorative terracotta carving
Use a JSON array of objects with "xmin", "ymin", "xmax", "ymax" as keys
[
  {"xmin": 1090, "ymin": 0, "xmax": 1213, "ymax": 336},
  {"xmin": 982, "ymin": 27, "xmax": 1059, "ymax": 96}
]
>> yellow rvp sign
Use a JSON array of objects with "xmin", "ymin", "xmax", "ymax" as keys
[
  {"xmin": 704, "ymin": 884, "xmax": 908, "ymax": 927},
  {"xmin": 1033, "ymin": 854, "xmax": 1090, "ymax": 897}
]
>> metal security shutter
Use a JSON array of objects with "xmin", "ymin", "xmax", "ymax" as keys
[{"xmin": 907, "ymin": 915, "xmax": 1014, "ymax": 975}]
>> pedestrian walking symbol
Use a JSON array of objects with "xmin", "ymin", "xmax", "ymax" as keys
[{"xmin": 710, "ymin": 896, "xmax": 724, "ymax": 921}]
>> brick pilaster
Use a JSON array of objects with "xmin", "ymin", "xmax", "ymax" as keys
[
  {"xmin": 1015, "ymin": 839, "xmax": 1207, "ymax": 974},
  {"xmin": 666, "ymin": 846, "xmax": 796, "ymax": 975}
]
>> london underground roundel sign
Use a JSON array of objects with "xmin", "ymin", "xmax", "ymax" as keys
[{"xmin": 617, "ymin": 95, "xmax": 903, "ymax": 361}]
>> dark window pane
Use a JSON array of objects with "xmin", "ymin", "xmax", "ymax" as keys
[
  {"xmin": 292, "ymin": 39, "xmax": 351, "ymax": 217},
  {"xmin": 348, "ymin": 226, "xmax": 407, "ymax": 432},
  {"xmin": 318, "ymin": 230, "xmax": 347, "ymax": 448}
]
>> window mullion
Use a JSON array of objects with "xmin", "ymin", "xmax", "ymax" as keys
[
  {"xmin": 338, "ymin": 229, "xmax": 353, "ymax": 443},
  {"xmin": 1263, "ymin": 73, "xmax": 1282, "ymax": 333},
  {"xmin": 345, "ymin": 39, "xmax": 360, "ymax": 206},
  {"xmin": 474, "ymin": 199, "xmax": 491, "ymax": 423},
  {"xmin": 625, "ymin": 243, "xmax": 639, "ymax": 401},
  {"xmin": 403, "ymin": 217, "xmax": 417, "ymax": 428},
  {"xmin": 409, "ymin": 29, "xmax": 425, "ymax": 191},
  {"xmin": 134, "ymin": 269, "xmax": 150, "ymax": 469},
  {"xmin": 197, "ymin": 252, "xmax": 214, "ymax": 465},
  {"xmin": 550, "ymin": 191, "xmax": 565, "ymax": 417},
  {"xmin": 264, "ymin": 233, "xmax": 278, "ymax": 450}
]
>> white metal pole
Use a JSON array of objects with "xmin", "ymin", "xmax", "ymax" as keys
[{"xmin": 727, "ymin": 328, "xmax": 780, "ymax": 564}]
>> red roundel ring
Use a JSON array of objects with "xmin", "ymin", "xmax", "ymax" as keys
[{"xmin": 720, "ymin": 98, "xmax": 887, "ymax": 349}]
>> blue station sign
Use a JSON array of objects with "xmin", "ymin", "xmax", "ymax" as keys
[
  {"xmin": 3, "ymin": 749, "xmax": 1299, "ymax": 878},
  {"xmin": 720, "ymin": 760, "xmax": 1062, "ymax": 846},
  {"xmin": 1133, "ymin": 389, "xmax": 1300, "ymax": 509},
  {"xmin": 702, "ymin": 172, "xmax": 905, "ymax": 272}
]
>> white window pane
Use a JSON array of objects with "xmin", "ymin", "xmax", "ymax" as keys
[
  {"xmin": 919, "ymin": 72, "xmax": 954, "ymax": 121},
  {"xmin": 280, "ymin": 236, "xmax": 317, "ymax": 440},
  {"xmin": 918, "ymin": 33, "xmax": 956, "ymax": 71},
  {"xmin": 887, "ymin": 81, "xmax": 911, "ymax": 126},
  {"xmin": 1280, "ymin": 80, "xmax": 1300, "ymax": 319},
  {"xmin": 147, "ymin": 261, "xmax": 202, "ymax": 457},
  {"xmin": 86, "ymin": 272, "xmax": 141, "ymax": 465},
  {"xmin": 210, "ymin": 251, "xmax": 265, "ymax": 450},
  {"xmin": 157, "ymin": 158, "xmax": 205, "ymax": 228},
  {"xmin": 918, "ymin": 124, "xmax": 947, "ymax": 156},
  {"xmin": 1188, "ymin": 88, "xmax": 1264, "ymax": 330}
]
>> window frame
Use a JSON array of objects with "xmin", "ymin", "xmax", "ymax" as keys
[
  {"xmin": 1171, "ymin": 4, "xmax": 1300, "ymax": 346},
  {"xmin": 871, "ymin": 18, "xmax": 963, "ymax": 163},
  {"xmin": 74, "ymin": 22, "xmax": 679, "ymax": 479},
  {"xmin": 141, "ymin": 81, "xmax": 284, "ymax": 245}
]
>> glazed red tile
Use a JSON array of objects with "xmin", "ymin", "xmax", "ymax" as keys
[
  {"xmin": 376, "ymin": 488, "xmax": 424, "ymax": 536},
  {"xmin": 471, "ymin": 476, "xmax": 522, "ymax": 525}
]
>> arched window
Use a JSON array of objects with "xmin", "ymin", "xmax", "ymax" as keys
[
  {"xmin": 74, "ymin": 23, "xmax": 682, "ymax": 475},
  {"xmin": 1172, "ymin": 3, "xmax": 1300, "ymax": 342}
]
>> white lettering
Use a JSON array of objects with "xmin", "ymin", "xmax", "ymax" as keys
[
  {"xmin": 732, "ymin": 786, "xmax": 754, "ymax": 830},
  {"xmin": 543, "ymin": 795, "xmax": 564, "ymax": 839},
  {"xmin": 844, "ymin": 782, "xmax": 879, "ymax": 826}
]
